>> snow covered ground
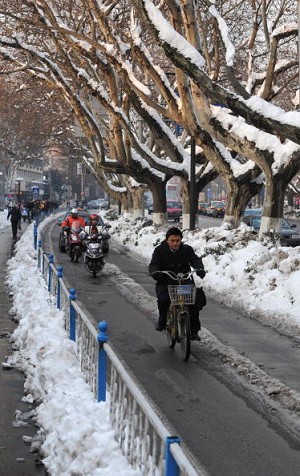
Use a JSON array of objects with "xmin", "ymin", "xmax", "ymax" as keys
[{"xmin": 1, "ymin": 209, "xmax": 300, "ymax": 474}]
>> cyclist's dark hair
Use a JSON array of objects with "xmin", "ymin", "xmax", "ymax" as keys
[{"xmin": 166, "ymin": 227, "xmax": 183, "ymax": 239}]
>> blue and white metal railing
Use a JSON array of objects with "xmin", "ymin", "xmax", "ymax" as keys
[
  {"xmin": 69, "ymin": 288, "xmax": 77, "ymax": 341},
  {"xmin": 97, "ymin": 321, "xmax": 108, "ymax": 403},
  {"xmin": 35, "ymin": 222, "xmax": 205, "ymax": 476},
  {"xmin": 56, "ymin": 265, "xmax": 63, "ymax": 309}
]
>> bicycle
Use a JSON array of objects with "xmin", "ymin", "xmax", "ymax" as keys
[{"xmin": 157, "ymin": 270, "xmax": 197, "ymax": 362}]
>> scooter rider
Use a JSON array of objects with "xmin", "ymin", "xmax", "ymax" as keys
[
  {"xmin": 149, "ymin": 227, "xmax": 206, "ymax": 341},
  {"xmin": 81, "ymin": 213, "xmax": 110, "ymax": 255},
  {"xmin": 61, "ymin": 208, "xmax": 86, "ymax": 230},
  {"xmin": 84, "ymin": 214, "xmax": 102, "ymax": 236}
]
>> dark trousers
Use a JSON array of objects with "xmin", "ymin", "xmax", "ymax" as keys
[
  {"xmin": 11, "ymin": 221, "xmax": 18, "ymax": 239},
  {"xmin": 156, "ymin": 285, "xmax": 202, "ymax": 333}
]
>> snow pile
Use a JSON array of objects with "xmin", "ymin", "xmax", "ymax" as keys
[{"xmin": 5, "ymin": 221, "xmax": 140, "ymax": 476}]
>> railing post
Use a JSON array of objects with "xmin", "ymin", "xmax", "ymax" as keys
[
  {"xmin": 69, "ymin": 288, "xmax": 77, "ymax": 341},
  {"xmin": 41, "ymin": 248, "xmax": 45, "ymax": 275},
  {"xmin": 164, "ymin": 436, "xmax": 181, "ymax": 476},
  {"xmin": 56, "ymin": 266, "xmax": 63, "ymax": 309},
  {"xmin": 97, "ymin": 321, "xmax": 108, "ymax": 402},
  {"xmin": 33, "ymin": 222, "xmax": 38, "ymax": 250},
  {"xmin": 48, "ymin": 254, "xmax": 54, "ymax": 292},
  {"xmin": 37, "ymin": 240, "xmax": 42, "ymax": 270}
]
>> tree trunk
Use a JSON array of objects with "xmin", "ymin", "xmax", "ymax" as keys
[
  {"xmin": 259, "ymin": 175, "xmax": 286, "ymax": 235},
  {"xmin": 180, "ymin": 178, "xmax": 198, "ymax": 230},
  {"xmin": 180, "ymin": 180, "xmax": 189, "ymax": 229},
  {"xmin": 224, "ymin": 183, "xmax": 257, "ymax": 227},
  {"xmin": 120, "ymin": 193, "xmax": 132, "ymax": 214},
  {"xmin": 286, "ymin": 191, "xmax": 294, "ymax": 213},
  {"xmin": 131, "ymin": 187, "xmax": 145, "ymax": 218},
  {"xmin": 151, "ymin": 181, "xmax": 168, "ymax": 225}
]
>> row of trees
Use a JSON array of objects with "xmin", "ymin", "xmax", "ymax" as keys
[{"xmin": 0, "ymin": 0, "xmax": 299, "ymax": 232}]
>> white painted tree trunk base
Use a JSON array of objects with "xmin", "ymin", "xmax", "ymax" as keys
[
  {"xmin": 259, "ymin": 216, "xmax": 282, "ymax": 235},
  {"xmin": 132, "ymin": 208, "xmax": 144, "ymax": 219},
  {"xmin": 182, "ymin": 213, "xmax": 190, "ymax": 230},
  {"xmin": 152, "ymin": 212, "xmax": 168, "ymax": 225},
  {"xmin": 182, "ymin": 213, "xmax": 199, "ymax": 230},
  {"xmin": 223, "ymin": 215, "xmax": 239, "ymax": 227}
]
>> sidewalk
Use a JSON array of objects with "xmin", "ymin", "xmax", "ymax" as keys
[{"xmin": 0, "ymin": 225, "xmax": 46, "ymax": 475}]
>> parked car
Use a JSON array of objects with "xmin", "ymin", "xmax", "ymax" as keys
[
  {"xmin": 167, "ymin": 200, "xmax": 182, "ymax": 221},
  {"xmin": 147, "ymin": 201, "xmax": 182, "ymax": 220},
  {"xmin": 207, "ymin": 200, "xmax": 226, "ymax": 218},
  {"xmin": 242, "ymin": 214, "xmax": 300, "ymax": 246},
  {"xmin": 87, "ymin": 200, "xmax": 99, "ymax": 209},
  {"xmin": 198, "ymin": 202, "xmax": 209, "ymax": 215},
  {"xmin": 147, "ymin": 203, "xmax": 154, "ymax": 215},
  {"xmin": 243, "ymin": 208, "xmax": 263, "ymax": 216},
  {"xmin": 98, "ymin": 200, "xmax": 109, "ymax": 210}
]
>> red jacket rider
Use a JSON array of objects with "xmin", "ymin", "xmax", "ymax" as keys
[{"xmin": 61, "ymin": 208, "xmax": 86, "ymax": 230}]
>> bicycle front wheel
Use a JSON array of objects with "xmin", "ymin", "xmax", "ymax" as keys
[
  {"xmin": 178, "ymin": 311, "xmax": 191, "ymax": 361},
  {"xmin": 166, "ymin": 308, "xmax": 177, "ymax": 348}
]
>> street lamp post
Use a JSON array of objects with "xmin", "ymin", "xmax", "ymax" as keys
[
  {"xmin": 189, "ymin": 137, "xmax": 196, "ymax": 230},
  {"xmin": 17, "ymin": 180, "xmax": 21, "ymax": 203},
  {"xmin": 0, "ymin": 172, "xmax": 4, "ymax": 208},
  {"xmin": 298, "ymin": 0, "xmax": 300, "ymax": 108},
  {"xmin": 15, "ymin": 178, "xmax": 23, "ymax": 204}
]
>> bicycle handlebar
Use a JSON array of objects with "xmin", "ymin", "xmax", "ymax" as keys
[{"xmin": 151, "ymin": 270, "xmax": 195, "ymax": 284}]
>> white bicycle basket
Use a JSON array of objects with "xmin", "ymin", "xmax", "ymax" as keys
[{"xmin": 168, "ymin": 284, "xmax": 196, "ymax": 305}]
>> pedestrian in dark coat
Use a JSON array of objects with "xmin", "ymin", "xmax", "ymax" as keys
[
  {"xmin": 7, "ymin": 205, "xmax": 22, "ymax": 240},
  {"xmin": 149, "ymin": 227, "xmax": 206, "ymax": 340}
]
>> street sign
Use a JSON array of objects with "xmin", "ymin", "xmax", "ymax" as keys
[{"xmin": 32, "ymin": 186, "xmax": 39, "ymax": 194}]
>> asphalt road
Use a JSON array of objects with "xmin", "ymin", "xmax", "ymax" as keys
[{"xmin": 41, "ymin": 216, "xmax": 300, "ymax": 476}]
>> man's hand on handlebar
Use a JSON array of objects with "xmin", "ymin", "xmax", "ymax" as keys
[
  {"xmin": 151, "ymin": 271, "xmax": 161, "ymax": 280},
  {"xmin": 196, "ymin": 269, "xmax": 206, "ymax": 279}
]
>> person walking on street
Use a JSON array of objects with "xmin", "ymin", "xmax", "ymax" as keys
[
  {"xmin": 149, "ymin": 227, "xmax": 206, "ymax": 341},
  {"xmin": 7, "ymin": 204, "xmax": 22, "ymax": 240},
  {"xmin": 21, "ymin": 205, "xmax": 29, "ymax": 222}
]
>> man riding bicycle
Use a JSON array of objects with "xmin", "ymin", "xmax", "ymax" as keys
[{"xmin": 149, "ymin": 227, "xmax": 206, "ymax": 341}]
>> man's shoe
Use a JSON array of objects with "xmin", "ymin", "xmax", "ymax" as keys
[
  {"xmin": 155, "ymin": 322, "xmax": 165, "ymax": 332},
  {"xmin": 191, "ymin": 332, "xmax": 200, "ymax": 341}
]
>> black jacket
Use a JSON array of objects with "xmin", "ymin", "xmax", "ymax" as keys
[
  {"xmin": 149, "ymin": 240, "xmax": 205, "ymax": 285},
  {"xmin": 7, "ymin": 207, "xmax": 22, "ymax": 222}
]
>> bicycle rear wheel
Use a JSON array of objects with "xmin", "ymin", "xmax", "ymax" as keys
[
  {"xmin": 178, "ymin": 311, "xmax": 191, "ymax": 361},
  {"xmin": 166, "ymin": 308, "xmax": 176, "ymax": 348}
]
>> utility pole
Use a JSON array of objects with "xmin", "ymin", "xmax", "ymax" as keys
[
  {"xmin": 15, "ymin": 179, "xmax": 22, "ymax": 204},
  {"xmin": 298, "ymin": 0, "xmax": 300, "ymax": 108},
  {"xmin": 81, "ymin": 172, "xmax": 84, "ymax": 203},
  {"xmin": 189, "ymin": 137, "xmax": 196, "ymax": 230},
  {"xmin": 18, "ymin": 181, "xmax": 21, "ymax": 203}
]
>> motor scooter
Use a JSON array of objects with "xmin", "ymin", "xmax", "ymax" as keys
[
  {"xmin": 81, "ymin": 224, "xmax": 110, "ymax": 277},
  {"xmin": 64, "ymin": 224, "xmax": 84, "ymax": 262}
]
